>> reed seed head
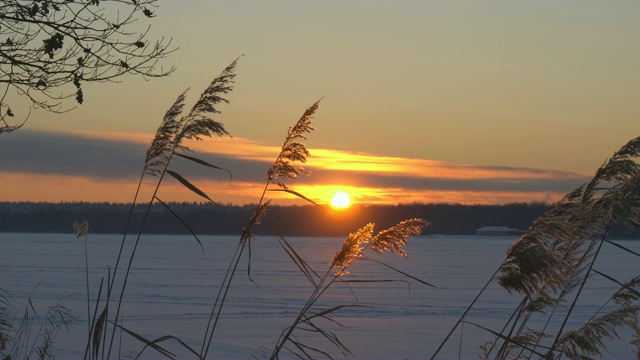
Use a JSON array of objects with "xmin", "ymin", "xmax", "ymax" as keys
[
  {"xmin": 269, "ymin": 99, "xmax": 321, "ymax": 186},
  {"xmin": 559, "ymin": 307, "xmax": 638, "ymax": 359},
  {"xmin": 144, "ymin": 57, "xmax": 239, "ymax": 176},
  {"xmin": 240, "ymin": 201, "xmax": 270, "ymax": 245},
  {"xmin": 370, "ymin": 218, "xmax": 428, "ymax": 258},
  {"xmin": 330, "ymin": 223, "xmax": 374, "ymax": 269},
  {"xmin": 73, "ymin": 220, "xmax": 89, "ymax": 238},
  {"xmin": 144, "ymin": 90, "xmax": 188, "ymax": 176}
]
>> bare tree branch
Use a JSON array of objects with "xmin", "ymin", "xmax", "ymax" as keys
[{"xmin": 0, "ymin": 0, "xmax": 176, "ymax": 132}]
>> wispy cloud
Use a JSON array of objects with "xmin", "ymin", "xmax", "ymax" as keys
[{"xmin": 0, "ymin": 129, "xmax": 591, "ymax": 204}]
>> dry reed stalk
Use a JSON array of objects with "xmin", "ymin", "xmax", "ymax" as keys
[
  {"xmin": 202, "ymin": 99, "xmax": 322, "ymax": 360},
  {"xmin": 144, "ymin": 58, "xmax": 238, "ymax": 177},
  {"xmin": 100, "ymin": 58, "xmax": 239, "ymax": 360},
  {"xmin": 435, "ymin": 135, "xmax": 640, "ymax": 360},
  {"xmin": 271, "ymin": 219, "xmax": 429, "ymax": 359}
]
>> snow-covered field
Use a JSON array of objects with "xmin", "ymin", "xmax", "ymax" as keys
[{"xmin": 1, "ymin": 233, "xmax": 637, "ymax": 359}]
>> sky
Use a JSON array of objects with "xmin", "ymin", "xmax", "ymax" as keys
[{"xmin": 2, "ymin": 1, "xmax": 639, "ymax": 206}]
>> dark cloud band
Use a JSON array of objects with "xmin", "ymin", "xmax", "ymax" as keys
[{"xmin": 0, "ymin": 130, "xmax": 589, "ymax": 195}]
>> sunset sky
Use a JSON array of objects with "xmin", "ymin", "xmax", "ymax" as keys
[{"xmin": 2, "ymin": 1, "xmax": 639, "ymax": 206}]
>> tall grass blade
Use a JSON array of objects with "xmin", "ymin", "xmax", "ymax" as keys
[
  {"xmin": 83, "ymin": 277, "xmax": 104, "ymax": 360},
  {"xmin": 462, "ymin": 320, "xmax": 548, "ymax": 358},
  {"xmin": 431, "ymin": 268, "xmax": 500, "ymax": 360},
  {"xmin": 203, "ymin": 100, "xmax": 323, "ymax": 360},
  {"xmin": 175, "ymin": 153, "xmax": 232, "ymax": 182},
  {"xmin": 360, "ymin": 257, "xmax": 437, "ymax": 288},
  {"xmin": 154, "ymin": 196, "xmax": 205, "ymax": 253},
  {"xmin": 133, "ymin": 334, "xmax": 201, "ymax": 359},
  {"xmin": 267, "ymin": 188, "xmax": 319, "ymax": 206},
  {"xmin": 166, "ymin": 170, "xmax": 214, "ymax": 202},
  {"xmin": 270, "ymin": 220, "xmax": 320, "ymax": 286},
  {"xmin": 605, "ymin": 239, "xmax": 640, "ymax": 258},
  {"xmin": 298, "ymin": 320, "xmax": 352, "ymax": 359},
  {"xmin": 92, "ymin": 307, "xmax": 108, "ymax": 360},
  {"xmin": 289, "ymin": 337, "xmax": 334, "ymax": 360},
  {"xmin": 592, "ymin": 269, "xmax": 640, "ymax": 301},
  {"xmin": 549, "ymin": 224, "xmax": 612, "ymax": 353},
  {"xmin": 109, "ymin": 322, "xmax": 177, "ymax": 359},
  {"xmin": 305, "ymin": 304, "xmax": 364, "ymax": 322}
]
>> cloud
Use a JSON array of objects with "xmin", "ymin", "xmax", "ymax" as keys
[
  {"xmin": 0, "ymin": 129, "xmax": 147, "ymax": 180},
  {"xmin": 0, "ymin": 129, "xmax": 591, "ymax": 204}
]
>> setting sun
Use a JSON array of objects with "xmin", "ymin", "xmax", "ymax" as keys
[{"xmin": 331, "ymin": 191, "xmax": 351, "ymax": 209}]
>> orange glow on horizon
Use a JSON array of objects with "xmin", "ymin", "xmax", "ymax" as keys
[
  {"xmin": 0, "ymin": 172, "xmax": 566, "ymax": 205},
  {"xmin": 3, "ymin": 130, "xmax": 585, "ymax": 205}
]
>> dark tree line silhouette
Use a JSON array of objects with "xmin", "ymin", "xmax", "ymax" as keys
[{"xmin": 1, "ymin": 201, "xmax": 638, "ymax": 238}]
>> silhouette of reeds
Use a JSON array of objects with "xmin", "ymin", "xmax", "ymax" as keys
[
  {"xmin": 83, "ymin": 57, "xmax": 239, "ymax": 359},
  {"xmin": 0, "ymin": 289, "xmax": 74, "ymax": 360},
  {"xmin": 270, "ymin": 218, "xmax": 431, "ymax": 359},
  {"xmin": 75, "ymin": 58, "xmax": 435, "ymax": 359},
  {"xmin": 432, "ymin": 136, "xmax": 640, "ymax": 359}
]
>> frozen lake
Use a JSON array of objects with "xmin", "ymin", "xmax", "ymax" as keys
[{"xmin": 1, "ymin": 233, "xmax": 639, "ymax": 359}]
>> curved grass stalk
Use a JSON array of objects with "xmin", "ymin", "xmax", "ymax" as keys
[
  {"xmin": 271, "ymin": 219, "xmax": 428, "ymax": 359},
  {"xmin": 200, "ymin": 99, "xmax": 322, "ymax": 359},
  {"xmin": 199, "ymin": 179, "xmax": 270, "ymax": 356},
  {"xmin": 548, "ymin": 222, "xmax": 612, "ymax": 356},
  {"xmin": 73, "ymin": 221, "xmax": 91, "ymax": 343},
  {"xmin": 430, "ymin": 268, "xmax": 500, "ymax": 360},
  {"xmin": 434, "ymin": 135, "xmax": 640, "ymax": 359},
  {"xmin": 106, "ymin": 168, "xmax": 173, "ymax": 359},
  {"xmin": 87, "ymin": 58, "xmax": 239, "ymax": 360}
]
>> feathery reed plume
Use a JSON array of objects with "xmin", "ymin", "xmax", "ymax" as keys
[
  {"xmin": 612, "ymin": 276, "xmax": 640, "ymax": 307},
  {"xmin": 272, "ymin": 218, "xmax": 430, "ymax": 359},
  {"xmin": 370, "ymin": 218, "xmax": 428, "ymax": 258},
  {"xmin": 558, "ymin": 307, "xmax": 638, "ymax": 359},
  {"xmin": 100, "ymin": 58, "xmax": 240, "ymax": 360},
  {"xmin": 240, "ymin": 201, "xmax": 270, "ymax": 245},
  {"xmin": 144, "ymin": 90, "xmax": 188, "ymax": 176},
  {"xmin": 268, "ymin": 99, "xmax": 320, "ymax": 189},
  {"xmin": 143, "ymin": 57, "xmax": 238, "ymax": 176},
  {"xmin": 201, "ymin": 99, "xmax": 323, "ymax": 360},
  {"xmin": 73, "ymin": 220, "xmax": 89, "ymax": 238},
  {"xmin": 585, "ymin": 136, "xmax": 640, "ymax": 196},
  {"xmin": 433, "ymin": 134, "xmax": 640, "ymax": 360},
  {"xmin": 497, "ymin": 184, "xmax": 608, "ymax": 297},
  {"xmin": 329, "ymin": 223, "xmax": 374, "ymax": 269}
]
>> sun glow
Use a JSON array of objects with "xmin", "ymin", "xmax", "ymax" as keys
[{"xmin": 331, "ymin": 191, "xmax": 351, "ymax": 209}]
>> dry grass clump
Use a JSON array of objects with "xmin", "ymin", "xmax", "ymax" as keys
[
  {"xmin": 271, "ymin": 219, "xmax": 430, "ymax": 359},
  {"xmin": 72, "ymin": 57, "xmax": 431, "ymax": 360},
  {"xmin": 0, "ymin": 293, "xmax": 74, "ymax": 360},
  {"xmin": 83, "ymin": 58, "xmax": 240, "ymax": 360},
  {"xmin": 433, "ymin": 135, "xmax": 640, "ymax": 360}
]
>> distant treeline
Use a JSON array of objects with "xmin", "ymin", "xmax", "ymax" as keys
[{"xmin": 0, "ymin": 202, "xmax": 638, "ymax": 238}]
